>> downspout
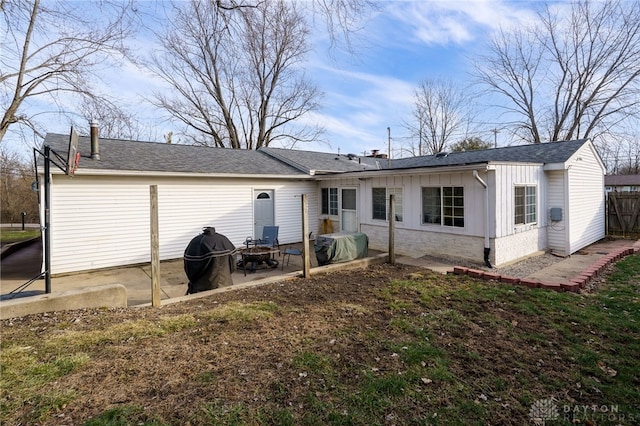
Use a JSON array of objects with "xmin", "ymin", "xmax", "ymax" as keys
[{"xmin": 473, "ymin": 170, "xmax": 492, "ymax": 268}]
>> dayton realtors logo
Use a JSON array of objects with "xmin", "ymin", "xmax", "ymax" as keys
[
  {"xmin": 529, "ymin": 398, "xmax": 637, "ymax": 424},
  {"xmin": 528, "ymin": 398, "xmax": 559, "ymax": 425}
]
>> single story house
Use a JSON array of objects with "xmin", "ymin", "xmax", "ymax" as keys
[
  {"xmin": 38, "ymin": 131, "xmax": 605, "ymax": 274},
  {"xmin": 605, "ymin": 174, "xmax": 640, "ymax": 192}
]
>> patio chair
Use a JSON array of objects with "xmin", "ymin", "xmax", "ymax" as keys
[
  {"xmin": 256, "ymin": 225, "xmax": 280, "ymax": 253},
  {"xmin": 282, "ymin": 232, "xmax": 312, "ymax": 270}
]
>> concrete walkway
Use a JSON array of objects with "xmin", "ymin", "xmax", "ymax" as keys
[
  {"xmin": 0, "ymin": 239, "xmax": 329, "ymax": 306},
  {"xmin": 1, "ymin": 237, "xmax": 638, "ymax": 318}
]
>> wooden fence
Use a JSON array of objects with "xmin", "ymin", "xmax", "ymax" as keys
[{"xmin": 607, "ymin": 192, "xmax": 640, "ymax": 237}]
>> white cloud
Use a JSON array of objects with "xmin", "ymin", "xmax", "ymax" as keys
[
  {"xmin": 300, "ymin": 63, "xmax": 417, "ymax": 154},
  {"xmin": 386, "ymin": 0, "xmax": 539, "ymax": 46}
]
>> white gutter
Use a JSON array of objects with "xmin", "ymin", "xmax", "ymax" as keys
[
  {"xmin": 47, "ymin": 169, "xmax": 314, "ymax": 180},
  {"xmin": 473, "ymin": 170, "xmax": 492, "ymax": 268},
  {"xmin": 313, "ymin": 163, "xmax": 493, "ymax": 180}
]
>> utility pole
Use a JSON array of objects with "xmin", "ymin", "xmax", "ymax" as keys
[
  {"xmin": 387, "ymin": 127, "xmax": 391, "ymax": 167},
  {"xmin": 418, "ymin": 121, "xmax": 423, "ymax": 156},
  {"xmin": 492, "ymin": 128, "xmax": 499, "ymax": 148}
]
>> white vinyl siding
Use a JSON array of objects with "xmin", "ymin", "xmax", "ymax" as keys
[
  {"xmin": 47, "ymin": 175, "xmax": 317, "ymax": 274},
  {"xmin": 339, "ymin": 173, "xmax": 487, "ymax": 261},
  {"xmin": 493, "ymin": 164, "xmax": 546, "ymax": 237},
  {"xmin": 567, "ymin": 144, "xmax": 605, "ymax": 253},
  {"xmin": 546, "ymin": 171, "xmax": 567, "ymax": 254}
]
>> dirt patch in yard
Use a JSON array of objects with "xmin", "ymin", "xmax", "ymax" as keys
[{"xmin": 2, "ymin": 262, "xmax": 638, "ymax": 425}]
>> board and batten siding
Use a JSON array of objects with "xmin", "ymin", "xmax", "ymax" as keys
[
  {"xmin": 47, "ymin": 175, "xmax": 317, "ymax": 274},
  {"xmin": 358, "ymin": 172, "xmax": 485, "ymax": 235},
  {"xmin": 352, "ymin": 171, "xmax": 488, "ymax": 261},
  {"xmin": 492, "ymin": 163, "xmax": 547, "ymax": 238},
  {"xmin": 490, "ymin": 163, "xmax": 549, "ymax": 266},
  {"xmin": 567, "ymin": 144, "xmax": 605, "ymax": 253},
  {"xmin": 546, "ymin": 170, "xmax": 568, "ymax": 255}
]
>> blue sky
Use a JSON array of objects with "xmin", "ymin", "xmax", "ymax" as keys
[
  {"xmin": 296, "ymin": 0, "xmax": 541, "ymax": 157},
  {"xmin": 3, "ymin": 0, "xmax": 549, "ymax": 163}
]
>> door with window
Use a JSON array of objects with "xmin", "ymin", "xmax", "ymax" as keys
[
  {"xmin": 341, "ymin": 188, "xmax": 358, "ymax": 232},
  {"xmin": 253, "ymin": 190, "xmax": 274, "ymax": 238}
]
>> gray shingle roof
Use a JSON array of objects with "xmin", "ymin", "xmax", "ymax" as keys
[
  {"xmin": 387, "ymin": 139, "xmax": 590, "ymax": 170},
  {"xmin": 605, "ymin": 174, "xmax": 640, "ymax": 186},
  {"xmin": 259, "ymin": 147, "xmax": 382, "ymax": 174},
  {"xmin": 41, "ymin": 133, "xmax": 592, "ymax": 177},
  {"xmin": 41, "ymin": 133, "xmax": 307, "ymax": 176}
]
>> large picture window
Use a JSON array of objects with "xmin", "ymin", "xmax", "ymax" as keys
[
  {"xmin": 321, "ymin": 187, "xmax": 338, "ymax": 216},
  {"xmin": 515, "ymin": 185, "xmax": 536, "ymax": 225},
  {"xmin": 421, "ymin": 186, "xmax": 464, "ymax": 227},
  {"xmin": 372, "ymin": 187, "xmax": 403, "ymax": 221}
]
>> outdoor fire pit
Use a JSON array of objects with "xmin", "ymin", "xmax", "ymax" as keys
[{"xmin": 237, "ymin": 246, "xmax": 279, "ymax": 274}]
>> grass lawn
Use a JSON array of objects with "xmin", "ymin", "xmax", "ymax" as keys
[
  {"xmin": 0, "ymin": 228, "xmax": 40, "ymax": 244},
  {"xmin": 1, "ymin": 254, "xmax": 638, "ymax": 425}
]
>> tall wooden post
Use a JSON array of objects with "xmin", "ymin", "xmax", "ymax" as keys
[
  {"xmin": 302, "ymin": 193, "xmax": 311, "ymax": 277},
  {"xmin": 388, "ymin": 193, "xmax": 395, "ymax": 264},
  {"xmin": 150, "ymin": 185, "xmax": 161, "ymax": 307}
]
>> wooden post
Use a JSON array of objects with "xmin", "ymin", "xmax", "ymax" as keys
[
  {"xmin": 388, "ymin": 193, "xmax": 395, "ymax": 264},
  {"xmin": 302, "ymin": 193, "xmax": 311, "ymax": 277},
  {"xmin": 150, "ymin": 185, "xmax": 161, "ymax": 307}
]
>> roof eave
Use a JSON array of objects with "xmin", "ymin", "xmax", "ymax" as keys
[
  {"xmin": 45, "ymin": 169, "xmax": 313, "ymax": 179},
  {"xmin": 543, "ymin": 162, "xmax": 568, "ymax": 171},
  {"xmin": 313, "ymin": 163, "xmax": 494, "ymax": 179}
]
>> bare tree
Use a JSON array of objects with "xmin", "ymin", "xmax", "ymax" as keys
[
  {"xmin": 214, "ymin": 0, "xmax": 376, "ymax": 54},
  {"xmin": 406, "ymin": 79, "xmax": 474, "ymax": 155},
  {"xmin": 309, "ymin": 0, "xmax": 377, "ymax": 54},
  {"xmin": 474, "ymin": 0, "xmax": 640, "ymax": 145},
  {"xmin": 148, "ymin": 0, "xmax": 322, "ymax": 149},
  {"xmin": 0, "ymin": 147, "xmax": 38, "ymax": 224},
  {"xmin": 0, "ymin": 0, "xmax": 136, "ymax": 144}
]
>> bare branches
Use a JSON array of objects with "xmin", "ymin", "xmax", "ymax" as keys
[
  {"xmin": 474, "ymin": 0, "xmax": 640, "ymax": 145},
  {"xmin": 311, "ymin": 0, "xmax": 377, "ymax": 54},
  {"xmin": 0, "ymin": 0, "xmax": 137, "ymax": 143},
  {"xmin": 407, "ymin": 79, "xmax": 475, "ymax": 155},
  {"xmin": 147, "ymin": 0, "xmax": 322, "ymax": 149}
]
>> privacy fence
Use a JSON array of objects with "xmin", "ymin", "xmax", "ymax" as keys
[{"xmin": 607, "ymin": 191, "xmax": 640, "ymax": 238}]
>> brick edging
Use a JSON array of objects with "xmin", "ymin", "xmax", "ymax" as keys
[{"xmin": 449, "ymin": 246, "xmax": 637, "ymax": 293}]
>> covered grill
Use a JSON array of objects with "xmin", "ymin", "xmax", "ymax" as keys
[{"xmin": 184, "ymin": 227, "xmax": 236, "ymax": 294}]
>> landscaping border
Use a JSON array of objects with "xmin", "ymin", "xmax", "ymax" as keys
[{"xmin": 450, "ymin": 244, "xmax": 640, "ymax": 292}]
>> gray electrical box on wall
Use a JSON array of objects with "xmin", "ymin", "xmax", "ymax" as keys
[{"xmin": 550, "ymin": 208, "xmax": 563, "ymax": 221}]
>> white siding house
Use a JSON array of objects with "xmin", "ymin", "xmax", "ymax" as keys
[
  {"xmin": 39, "ymin": 133, "xmax": 605, "ymax": 273},
  {"xmin": 48, "ymin": 175, "xmax": 318, "ymax": 274},
  {"xmin": 40, "ymin": 134, "xmax": 323, "ymax": 274},
  {"xmin": 312, "ymin": 139, "xmax": 606, "ymax": 267}
]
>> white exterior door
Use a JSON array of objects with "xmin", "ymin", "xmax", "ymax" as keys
[
  {"xmin": 341, "ymin": 188, "xmax": 358, "ymax": 232},
  {"xmin": 254, "ymin": 189, "xmax": 275, "ymax": 238}
]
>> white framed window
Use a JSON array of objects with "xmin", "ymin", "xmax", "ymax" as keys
[
  {"xmin": 321, "ymin": 187, "xmax": 338, "ymax": 216},
  {"xmin": 372, "ymin": 187, "xmax": 403, "ymax": 221},
  {"xmin": 421, "ymin": 186, "xmax": 464, "ymax": 227},
  {"xmin": 514, "ymin": 185, "xmax": 537, "ymax": 225}
]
